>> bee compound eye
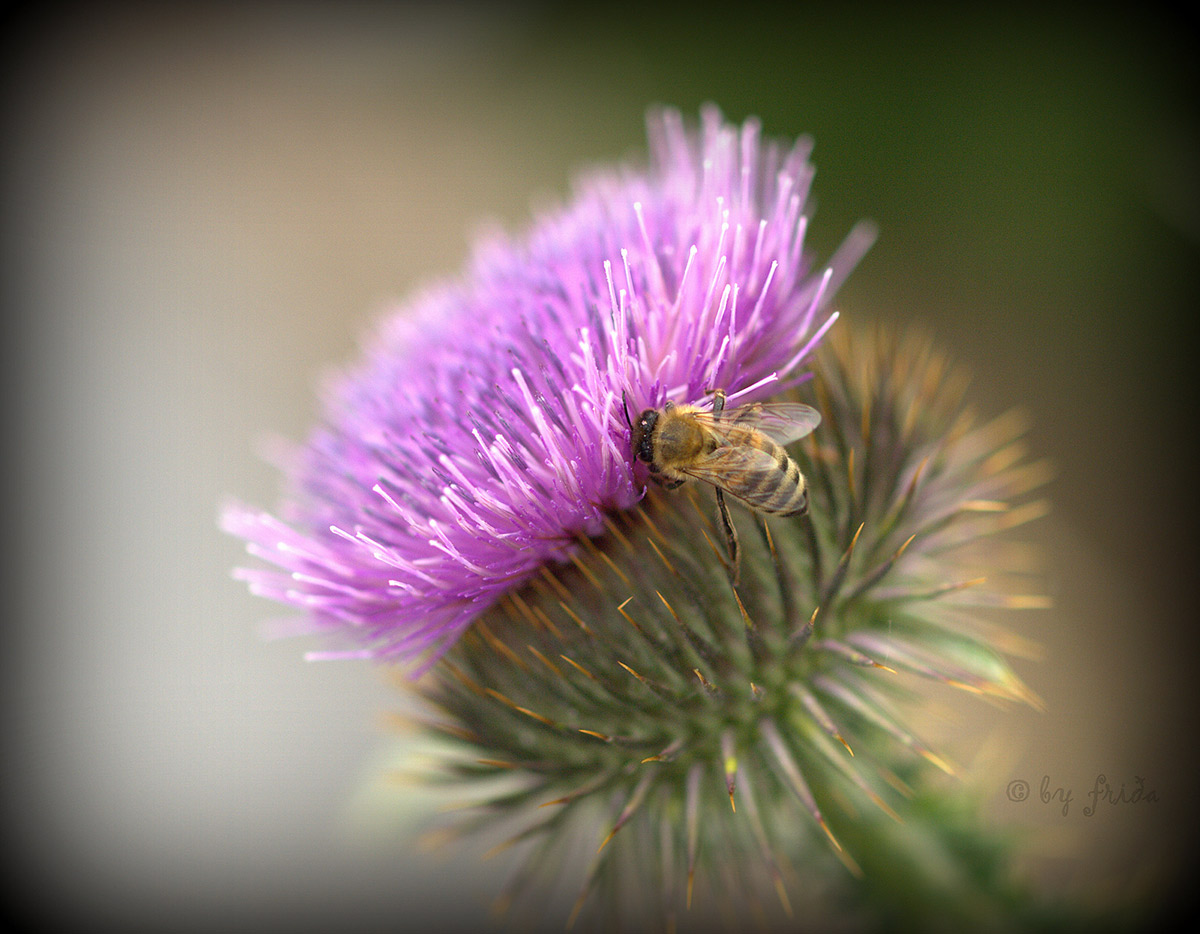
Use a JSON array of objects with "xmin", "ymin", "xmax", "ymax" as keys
[{"xmin": 634, "ymin": 410, "xmax": 658, "ymax": 463}]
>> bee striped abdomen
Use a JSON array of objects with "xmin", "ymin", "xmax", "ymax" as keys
[{"xmin": 726, "ymin": 437, "xmax": 810, "ymax": 517}]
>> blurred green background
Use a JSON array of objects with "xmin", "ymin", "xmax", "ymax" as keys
[{"xmin": 5, "ymin": 2, "xmax": 1195, "ymax": 930}]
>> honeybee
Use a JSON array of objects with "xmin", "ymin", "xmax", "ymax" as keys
[{"xmin": 628, "ymin": 389, "xmax": 820, "ymax": 580}]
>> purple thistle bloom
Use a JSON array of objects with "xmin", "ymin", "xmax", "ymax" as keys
[{"xmin": 222, "ymin": 106, "xmax": 874, "ymax": 669}]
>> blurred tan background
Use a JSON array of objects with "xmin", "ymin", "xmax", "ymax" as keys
[{"xmin": 4, "ymin": 3, "xmax": 1196, "ymax": 930}]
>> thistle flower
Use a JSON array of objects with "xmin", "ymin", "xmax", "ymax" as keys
[
  {"xmin": 415, "ymin": 325, "xmax": 1050, "ymax": 931},
  {"xmin": 222, "ymin": 105, "xmax": 873, "ymax": 669},
  {"xmin": 224, "ymin": 107, "xmax": 1053, "ymax": 930}
]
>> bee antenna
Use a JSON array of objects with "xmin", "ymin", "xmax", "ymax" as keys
[{"xmin": 621, "ymin": 391, "xmax": 634, "ymax": 432}]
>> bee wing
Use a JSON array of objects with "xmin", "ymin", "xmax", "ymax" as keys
[
  {"xmin": 697, "ymin": 402, "xmax": 821, "ymax": 445},
  {"xmin": 677, "ymin": 444, "xmax": 789, "ymax": 501}
]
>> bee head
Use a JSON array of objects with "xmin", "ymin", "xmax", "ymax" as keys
[{"xmin": 632, "ymin": 409, "xmax": 659, "ymax": 463}]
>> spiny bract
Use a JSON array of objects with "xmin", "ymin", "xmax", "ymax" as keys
[{"xmin": 410, "ymin": 325, "xmax": 1049, "ymax": 932}]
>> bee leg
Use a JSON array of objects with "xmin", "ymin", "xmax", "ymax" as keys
[
  {"xmin": 714, "ymin": 487, "xmax": 740, "ymax": 587},
  {"xmin": 706, "ymin": 389, "xmax": 740, "ymax": 584},
  {"xmin": 707, "ymin": 387, "xmax": 761, "ymax": 426},
  {"xmin": 647, "ymin": 465, "xmax": 686, "ymax": 489}
]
